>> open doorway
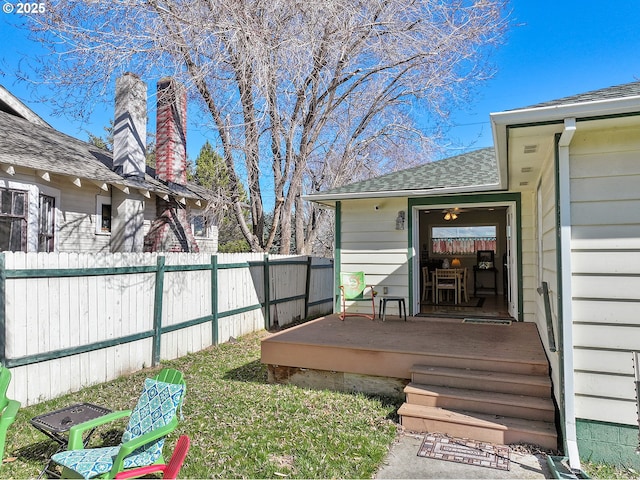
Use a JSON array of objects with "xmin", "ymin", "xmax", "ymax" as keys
[{"xmin": 415, "ymin": 205, "xmax": 513, "ymax": 319}]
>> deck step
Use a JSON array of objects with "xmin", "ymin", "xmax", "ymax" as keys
[
  {"xmin": 404, "ymin": 383, "xmax": 556, "ymax": 422},
  {"xmin": 398, "ymin": 403, "xmax": 558, "ymax": 450},
  {"xmin": 410, "ymin": 365, "xmax": 552, "ymax": 398}
]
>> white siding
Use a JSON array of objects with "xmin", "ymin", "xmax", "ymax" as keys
[
  {"xmin": 340, "ymin": 198, "xmax": 408, "ymax": 316},
  {"xmin": 0, "ymin": 170, "xmax": 217, "ymax": 253},
  {"xmin": 520, "ymin": 191, "xmax": 537, "ymax": 322},
  {"xmin": 569, "ymin": 124, "xmax": 640, "ymax": 426},
  {"xmin": 55, "ymin": 181, "xmax": 113, "ymax": 252},
  {"xmin": 532, "ymin": 152, "xmax": 562, "ymax": 405}
]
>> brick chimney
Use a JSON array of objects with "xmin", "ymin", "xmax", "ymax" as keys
[
  {"xmin": 143, "ymin": 77, "xmax": 199, "ymax": 253},
  {"xmin": 155, "ymin": 77, "xmax": 187, "ymax": 185},
  {"xmin": 113, "ymin": 73, "xmax": 147, "ymax": 178}
]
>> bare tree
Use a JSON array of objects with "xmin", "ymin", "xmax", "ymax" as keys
[{"xmin": 22, "ymin": 0, "xmax": 508, "ymax": 253}]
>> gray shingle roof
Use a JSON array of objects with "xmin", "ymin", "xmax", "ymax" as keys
[
  {"xmin": 0, "ymin": 109, "xmax": 126, "ymax": 182},
  {"xmin": 0, "ymin": 110, "xmax": 205, "ymax": 200},
  {"xmin": 307, "ymin": 147, "xmax": 498, "ymax": 198},
  {"xmin": 517, "ymin": 80, "xmax": 640, "ymax": 110}
]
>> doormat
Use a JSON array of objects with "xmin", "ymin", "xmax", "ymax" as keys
[
  {"xmin": 417, "ymin": 434, "xmax": 510, "ymax": 471},
  {"xmin": 423, "ymin": 297, "xmax": 484, "ymax": 308},
  {"xmin": 463, "ymin": 318, "xmax": 512, "ymax": 325}
]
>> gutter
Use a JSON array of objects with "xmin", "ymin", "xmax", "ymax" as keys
[
  {"xmin": 557, "ymin": 118, "xmax": 580, "ymax": 471},
  {"xmin": 491, "ymin": 95, "xmax": 640, "ymax": 126},
  {"xmin": 303, "ymin": 182, "xmax": 501, "ymax": 204}
]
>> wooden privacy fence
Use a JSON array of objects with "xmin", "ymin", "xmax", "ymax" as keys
[{"xmin": 0, "ymin": 252, "xmax": 333, "ymax": 405}]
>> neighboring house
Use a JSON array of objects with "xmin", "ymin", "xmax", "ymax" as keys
[
  {"xmin": 0, "ymin": 78, "xmax": 217, "ymax": 254},
  {"xmin": 306, "ymin": 81, "xmax": 640, "ymax": 468}
]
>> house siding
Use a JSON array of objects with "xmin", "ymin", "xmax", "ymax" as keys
[
  {"xmin": 0, "ymin": 170, "xmax": 216, "ymax": 254},
  {"xmin": 520, "ymin": 191, "xmax": 537, "ymax": 322},
  {"xmin": 534, "ymin": 152, "xmax": 562, "ymax": 406},
  {"xmin": 569, "ymin": 125, "xmax": 640, "ymax": 427},
  {"xmin": 57, "ymin": 184, "xmax": 112, "ymax": 252},
  {"xmin": 339, "ymin": 197, "xmax": 408, "ymax": 316}
]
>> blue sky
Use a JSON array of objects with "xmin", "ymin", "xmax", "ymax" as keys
[
  {"xmin": 443, "ymin": 0, "xmax": 640, "ymax": 156},
  {"xmin": 1, "ymin": 0, "xmax": 639, "ymax": 163}
]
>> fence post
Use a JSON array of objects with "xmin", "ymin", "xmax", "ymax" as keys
[
  {"xmin": 304, "ymin": 256, "xmax": 312, "ymax": 320},
  {"xmin": 211, "ymin": 255, "xmax": 219, "ymax": 346},
  {"xmin": 152, "ymin": 255, "xmax": 165, "ymax": 366},
  {"xmin": 0, "ymin": 253, "xmax": 5, "ymax": 366},
  {"xmin": 263, "ymin": 254, "xmax": 270, "ymax": 330}
]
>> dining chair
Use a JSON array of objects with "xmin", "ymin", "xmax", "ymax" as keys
[
  {"xmin": 421, "ymin": 267, "xmax": 433, "ymax": 302},
  {"xmin": 434, "ymin": 269, "xmax": 458, "ymax": 304},
  {"xmin": 459, "ymin": 268, "xmax": 469, "ymax": 303}
]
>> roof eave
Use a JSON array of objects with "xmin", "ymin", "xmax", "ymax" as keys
[
  {"xmin": 304, "ymin": 182, "xmax": 502, "ymax": 205},
  {"xmin": 490, "ymin": 95, "xmax": 640, "ymax": 167}
]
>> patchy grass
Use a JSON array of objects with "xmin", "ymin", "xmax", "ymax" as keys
[
  {"xmin": 583, "ymin": 461, "xmax": 640, "ymax": 479},
  {"xmin": 1, "ymin": 332, "xmax": 400, "ymax": 479}
]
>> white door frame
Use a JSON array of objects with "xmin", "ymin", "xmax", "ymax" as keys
[{"xmin": 412, "ymin": 200, "xmax": 520, "ymax": 319}]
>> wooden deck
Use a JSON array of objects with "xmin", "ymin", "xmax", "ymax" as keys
[
  {"xmin": 261, "ymin": 314, "xmax": 557, "ymax": 449},
  {"xmin": 261, "ymin": 314, "xmax": 549, "ymax": 382}
]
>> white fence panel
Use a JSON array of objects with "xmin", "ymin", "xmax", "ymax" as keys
[
  {"xmin": 308, "ymin": 258, "xmax": 335, "ymax": 318},
  {"xmin": 2, "ymin": 252, "xmax": 333, "ymax": 405}
]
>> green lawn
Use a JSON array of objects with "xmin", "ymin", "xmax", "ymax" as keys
[{"xmin": 1, "ymin": 332, "xmax": 400, "ymax": 478}]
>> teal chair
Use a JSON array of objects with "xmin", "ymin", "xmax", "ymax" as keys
[
  {"xmin": 0, "ymin": 366, "xmax": 20, "ymax": 464},
  {"xmin": 339, "ymin": 271, "xmax": 377, "ymax": 320},
  {"xmin": 51, "ymin": 368, "xmax": 186, "ymax": 479}
]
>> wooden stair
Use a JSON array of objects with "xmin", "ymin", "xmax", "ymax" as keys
[{"xmin": 398, "ymin": 364, "xmax": 558, "ymax": 450}]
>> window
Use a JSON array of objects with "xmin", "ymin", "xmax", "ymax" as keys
[
  {"xmin": 192, "ymin": 214, "xmax": 206, "ymax": 236},
  {"xmin": 96, "ymin": 196, "xmax": 112, "ymax": 234},
  {"xmin": 431, "ymin": 225, "xmax": 496, "ymax": 255},
  {"xmin": 0, "ymin": 187, "xmax": 28, "ymax": 252},
  {"xmin": 190, "ymin": 211, "xmax": 214, "ymax": 238},
  {"xmin": 38, "ymin": 194, "xmax": 55, "ymax": 252}
]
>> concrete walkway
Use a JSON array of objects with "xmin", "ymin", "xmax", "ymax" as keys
[{"xmin": 374, "ymin": 432, "xmax": 553, "ymax": 479}]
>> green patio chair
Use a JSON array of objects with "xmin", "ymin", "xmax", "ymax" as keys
[
  {"xmin": 51, "ymin": 368, "xmax": 186, "ymax": 479},
  {"xmin": 0, "ymin": 366, "xmax": 20, "ymax": 464},
  {"xmin": 339, "ymin": 271, "xmax": 376, "ymax": 320}
]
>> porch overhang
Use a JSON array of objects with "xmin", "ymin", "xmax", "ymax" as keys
[{"xmin": 490, "ymin": 95, "xmax": 640, "ymax": 192}]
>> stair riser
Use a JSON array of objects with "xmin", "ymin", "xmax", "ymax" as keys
[
  {"xmin": 411, "ymin": 374, "xmax": 551, "ymax": 398},
  {"xmin": 400, "ymin": 415, "xmax": 557, "ymax": 451},
  {"xmin": 405, "ymin": 392, "xmax": 555, "ymax": 422},
  {"xmin": 408, "ymin": 356, "xmax": 548, "ymax": 376}
]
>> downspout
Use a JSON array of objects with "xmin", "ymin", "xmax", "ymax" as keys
[{"xmin": 558, "ymin": 118, "xmax": 580, "ymax": 470}]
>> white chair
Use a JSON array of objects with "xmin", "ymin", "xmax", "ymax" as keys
[
  {"xmin": 434, "ymin": 269, "xmax": 458, "ymax": 304},
  {"xmin": 421, "ymin": 267, "xmax": 433, "ymax": 302},
  {"xmin": 459, "ymin": 268, "xmax": 469, "ymax": 303}
]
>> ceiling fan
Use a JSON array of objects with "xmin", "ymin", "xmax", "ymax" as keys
[{"xmin": 442, "ymin": 207, "xmax": 466, "ymax": 221}]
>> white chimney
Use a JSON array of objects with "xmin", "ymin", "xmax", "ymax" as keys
[{"xmin": 113, "ymin": 73, "xmax": 147, "ymax": 178}]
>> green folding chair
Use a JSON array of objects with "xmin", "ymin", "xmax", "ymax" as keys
[
  {"xmin": 339, "ymin": 271, "xmax": 376, "ymax": 320},
  {"xmin": 0, "ymin": 366, "xmax": 20, "ymax": 464}
]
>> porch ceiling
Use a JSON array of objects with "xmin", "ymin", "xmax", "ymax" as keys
[{"xmin": 506, "ymin": 123, "xmax": 561, "ymax": 193}]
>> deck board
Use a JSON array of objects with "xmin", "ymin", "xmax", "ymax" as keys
[{"xmin": 261, "ymin": 315, "xmax": 549, "ymax": 379}]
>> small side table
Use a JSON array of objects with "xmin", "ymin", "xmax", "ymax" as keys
[
  {"xmin": 378, "ymin": 296, "xmax": 407, "ymax": 322},
  {"xmin": 31, "ymin": 403, "xmax": 112, "ymax": 479},
  {"xmin": 473, "ymin": 266, "xmax": 498, "ymax": 296}
]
